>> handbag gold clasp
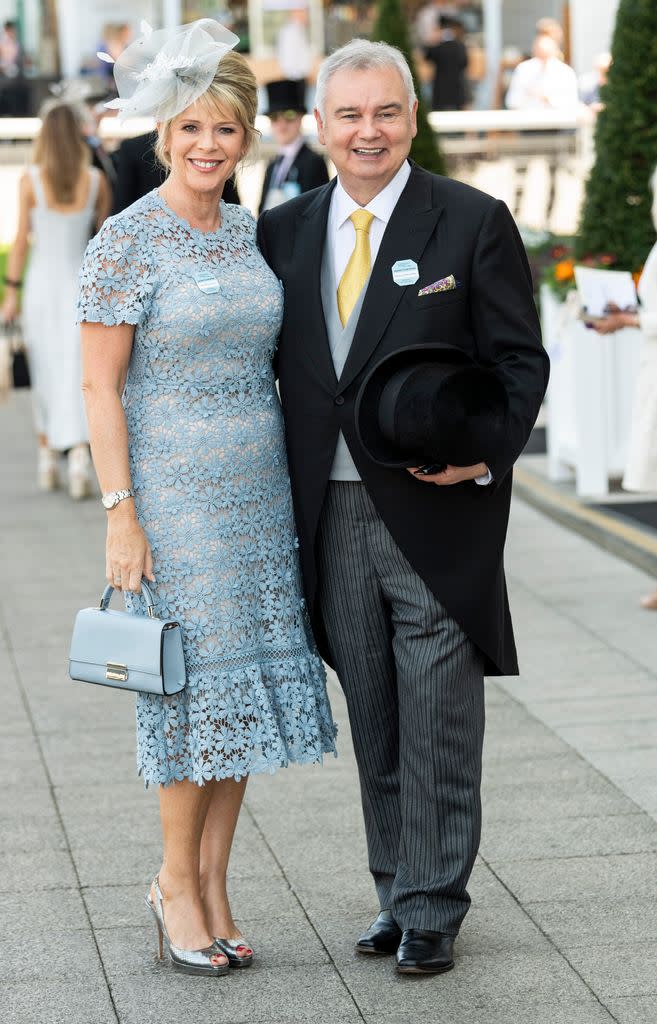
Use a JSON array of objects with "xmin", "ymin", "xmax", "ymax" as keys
[{"xmin": 106, "ymin": 662, "xmax": 129, "ymax": 682}]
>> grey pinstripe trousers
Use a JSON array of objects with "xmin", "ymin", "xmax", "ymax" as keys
[{"xmin": 317, "ymin": 482, "xmax": 485, "ymax": 935}]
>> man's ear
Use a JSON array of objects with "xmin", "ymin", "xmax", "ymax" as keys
[
  {"xmin": 314, "ymin": 108, "xmax": 326, "ymax": 146},
  {"xmin": 410, "ymin": 99, "xmax": 419, "ymax": 140}
]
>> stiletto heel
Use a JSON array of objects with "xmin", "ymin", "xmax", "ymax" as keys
[
  {"xmin": 149, "ymin": 913, "xmax": 163, "ymax": 958},
  {"xmin": 144, "ymin": 876, "xmax": 229, "ymax": 976}
]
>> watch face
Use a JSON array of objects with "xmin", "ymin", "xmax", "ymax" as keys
[{"xmin": 102, "ymin": 494, "xmax": 116, "ymax": 509}]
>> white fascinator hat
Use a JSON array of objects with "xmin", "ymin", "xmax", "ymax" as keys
[{"xmin": 99, "ymin": 19, "xmax": 240, "ymax": 122}]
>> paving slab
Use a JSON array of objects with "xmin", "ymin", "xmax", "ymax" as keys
[
  {"xmin": 563, "ymin": 942, "xmax": 657, "ymax": 999},
  {"xmin": 0, "ymin": 848, "xmax": 78, "ymax": 893},
  {"xmin": 0, "ymin": 928, "xmax": 105, "ymax": 983},
  {"xmin": 0, "ymin": 978, "xmax": 117, "ymax": 1024},
  {"xmin": 490, "ymin": 853, "xmax": 657, "ymax": 903},
  {"xmin": 0, "ymin": 888, "xmax": 89, "ymax": 935},
  {"xmin": 482, "ymin": 777, "xmax": 638, "ymax": 821},
  {"xmin": 338, "ymin": 948, "xmax": 593, "ymax": 1015},
  {"xmin": 480, "ymin": 812, "xmax": 657, "ymax": 861},
  {"xmin": 606, "ymin": 996, "xmax": 657, "ymax": 1023},
  {"xmin": 108, "ymin": 967, "xmax": 363, "ymax": 1024},
  {"xmin": 365, "ymin": 1002, "xmax": 616, "ymax": 1024},
  {"xmin": 525, "ymin": 897, "xmax": 657, "ymax": 947},
  {"xmin": 555, "ymin": 720, "xmax": 657, "ymax": 752}
]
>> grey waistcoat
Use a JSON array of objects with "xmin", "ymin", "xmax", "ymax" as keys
[{"xmin": 321, "ymin": 236, "xmax": 371, "ymax": 481}]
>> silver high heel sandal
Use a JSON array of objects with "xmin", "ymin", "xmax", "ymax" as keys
[
  {"xmin": 214, "ymin": 935, "xmax": 254, "ymax": 969},
  {"xmin": 145, "ymin": 876, "xmax": 229, "ymax": 976}
]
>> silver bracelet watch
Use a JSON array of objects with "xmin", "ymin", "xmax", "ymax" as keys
[{"xmin": 101, "ymin": 488, "xmax": 135, "ymax": 510}]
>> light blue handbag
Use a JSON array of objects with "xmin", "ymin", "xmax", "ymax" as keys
[{"xmin": 69, "ymin": 581, "xmax": 186, "ymax": 695}]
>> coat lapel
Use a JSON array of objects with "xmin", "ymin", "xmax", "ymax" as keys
[
  {"xmin": 291, "ymin": 180, "xmax": 338, "ymax": 387},
  {"xmin": 338, "ymin": 165, "xmax": 444, "ymax": 393}
]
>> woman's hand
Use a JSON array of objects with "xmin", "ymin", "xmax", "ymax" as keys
[
  {"xmin": 591, "ymin": 312, "xmax": 633, "ymax": 334},
  {"xmin": 589, "ymin": 304, "xmax": 640, "ymax": 334},
  {"xmin": 106, "ymin": 514, "xmax": 155, "ymax": 592}
]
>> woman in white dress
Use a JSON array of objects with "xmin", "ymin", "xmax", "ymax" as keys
[
  {"xmin": 593, "ymin": 166, "xmax": 657, "ymax": 608},
  {"xmin": 1, "ymin": 102, "xmax": 111, "ymax": 497}
]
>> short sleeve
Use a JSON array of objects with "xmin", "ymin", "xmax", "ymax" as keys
[{"xmin": 77, "ymin": 214, "xmax": 156, "ymax": 327}]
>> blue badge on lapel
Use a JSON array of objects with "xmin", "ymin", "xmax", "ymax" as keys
[{"xmin": 391, "ymin": 260, "xmax": 419, "ymax": 287}]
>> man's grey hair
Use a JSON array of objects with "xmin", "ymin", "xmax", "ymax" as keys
[{"xmin": 315, "ymin": 39, "xmax": 417, "ymax": 120}]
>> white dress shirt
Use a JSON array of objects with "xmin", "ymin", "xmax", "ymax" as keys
[
  {"xmin": 271, "ymin": 135, "xmax": 305, "ymax": 189},
  {"xmin": 505, "ymin": 57, "xmax": 579, "ymax": 110},
  {"xmin": 329, "ymin": 160, "xmax": 412, "ymax": 286},
  {"xmin": 328, "ymin": 160, "xmax": 491, "ymax": 484}
]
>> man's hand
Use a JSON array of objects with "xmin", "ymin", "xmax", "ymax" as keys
[{"xmin": 407, "ymin": 463, "xmax": 489, "ymax": 486}]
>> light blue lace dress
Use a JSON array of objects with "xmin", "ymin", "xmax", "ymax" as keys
[{"xmin": 77, "ymin": 190, "xmax": 337, "ymax": 787}]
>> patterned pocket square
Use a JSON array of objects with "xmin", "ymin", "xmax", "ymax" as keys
[{"xmin": 418, "ymin": 274, "xmax": 460, "ymax": 297}]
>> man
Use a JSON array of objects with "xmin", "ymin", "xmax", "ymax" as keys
[
  {"xmin": 276, "ymin": 6, "xmax": 312, "ymax": 83},
  {"xmin": 257, "ymin": 40, "xmax": 548, "ymax": 974},
  {"xmin": 258, "ymin": 79, "xmax": 329, "ymax": 215},
  {"xmin": 424, "ymin": 15, "xmax": 469, "ymax": 111},
  {"xmin": 506, "ymin": 33, "xmax": 578, "ymax": 110}
]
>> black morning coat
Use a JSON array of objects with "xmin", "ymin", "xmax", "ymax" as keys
[
  {"xmin": 258, "ymin": 142, "xmax": 329, "ymax": 215},
  {"xmin": 257, "ymin": 161, "xmax": 549, "ymax": 676}
]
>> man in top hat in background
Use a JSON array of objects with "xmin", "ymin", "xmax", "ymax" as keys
[
  {"xmin": 257, "ymin": 40, "xmax": 548, "ymax": 974},
  {"xmin": 258, "ymin": 78, "xmax": 329, "ymax": 214}
]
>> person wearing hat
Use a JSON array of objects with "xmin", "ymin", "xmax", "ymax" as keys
[
  {"xmin": 258, "ymin": 39, "xmax": 549, "ymax": 974},
  {"xmin": 258, "ymin": 78, "xmax": 329, "ymax": 215},
  {"xmin": 112, "ymin": 130, "xmax": 241, "ymax": 214},
  {"xmin": 77, "ymin": 19, "xmax": 337, "ymax": 978}
]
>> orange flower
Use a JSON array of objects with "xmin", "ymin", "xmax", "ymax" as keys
[
  {"xmin": 633, "ymin": 267, "xmax": 644, "ymax": 288},
  {"xmin": 554, "ymin": 259, "xmax": 575, "ymax": 282}
]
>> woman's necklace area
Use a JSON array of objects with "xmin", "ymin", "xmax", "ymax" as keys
[{"xmin": 159, "ymin": 184, "xmax": 222, "ymax": 235}]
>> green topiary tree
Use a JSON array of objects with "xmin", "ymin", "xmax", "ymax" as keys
[
  {"xmin": 372, "ymin": 0, "xmax": 446, "ymax": 176},
  {"xmin": 575, "ymin": 0, "xmax": 657, "ymax": 269}
]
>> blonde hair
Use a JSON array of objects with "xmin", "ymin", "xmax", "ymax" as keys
[
  {"xmin": 155, "ymin": 51, "xmax": 258, "ymax": 171},
  {"xmin": 34, "ymin": 102, "xmax": 89, "ymax": 205}
]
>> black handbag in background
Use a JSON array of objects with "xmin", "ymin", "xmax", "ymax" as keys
[{"xmin": 0, "ymin": 319, "xmax": 30, "ymax": 393}]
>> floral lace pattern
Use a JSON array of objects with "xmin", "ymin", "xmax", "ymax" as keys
[{"xmin": 78, "ymin": 190, "xmax": 337, "ymax": 786}]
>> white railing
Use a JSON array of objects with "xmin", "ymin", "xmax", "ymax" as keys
[{"xmin": 0, "ymin": 106, "xmax": 594, "ymax": 151}]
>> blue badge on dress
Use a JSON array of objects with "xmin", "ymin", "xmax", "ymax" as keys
[
  {"xmin": 391, "ymin": 259, "xmax": 419, "ymax": 287},
  {"xmin": 194, "ymin": 269, "xmax": 220, "ymax": 295}
]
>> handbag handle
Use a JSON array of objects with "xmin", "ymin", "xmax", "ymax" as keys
[{"xmin": 99, "ymin": 580, "xmax": 155, "ymax": 618}]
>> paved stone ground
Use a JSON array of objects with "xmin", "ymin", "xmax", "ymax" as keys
[{"xmin": 2, "ymin": 391, "xmax": 657, "ymax": 1024}]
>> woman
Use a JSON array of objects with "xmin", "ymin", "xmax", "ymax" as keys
[
  {"xmin": 593, "ymin": 165, "xmax": 657, "ymax": 608},
  {"xmin": 77, "ymin": 20, "xmax": 336, "ymax": 977},
  {"xmin": 2, "ymin": 101, "xmax": 111, "ymax": 497}
]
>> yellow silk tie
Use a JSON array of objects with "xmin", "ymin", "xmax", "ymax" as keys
[{"xmin": 337, "ymin": 209, "xmax": 375, "ymax": 326}]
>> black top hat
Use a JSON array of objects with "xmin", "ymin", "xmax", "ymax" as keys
[
  {"xmin": 355, "ymin": 345, "xmax": 508, "ymax": 470},
  {"xmin": 265, "ymin": 79, "xmax": 306, "ymax": 116}
]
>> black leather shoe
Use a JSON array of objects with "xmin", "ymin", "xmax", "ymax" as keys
[
  {"xmin": 355, "ymin": 910, "xmax": 402, "ymax": 955},
  {"xmin": 396, "ymin": 929, "xmax": 455, "ymax": 974}
]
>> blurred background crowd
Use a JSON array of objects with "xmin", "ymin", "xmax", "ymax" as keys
[
  {"xmin": 0, "ymin": 1, "xmax": 614, "ymax": 117},
  {"xmin": 0, "ymin": 0, "xmax": 646, "ymax": 511}
]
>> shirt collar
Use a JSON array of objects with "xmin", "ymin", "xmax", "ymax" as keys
[
  {"xmin": 279, "ymin": 136, "xmax": 304, "ymax": 162},
  {"xmin": 333, "ymin": 159, "xmax": 411, "ymax": 230}
]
